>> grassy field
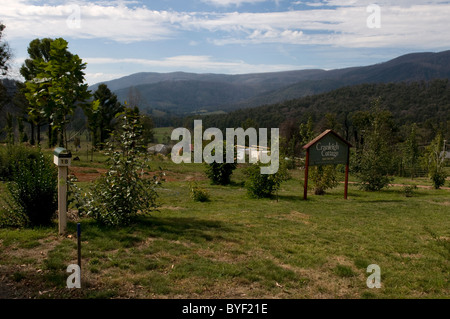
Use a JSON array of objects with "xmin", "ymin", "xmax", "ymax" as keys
[{"xmin": 0, "ymin": 150, "xmax": 449, "ymax": 299}]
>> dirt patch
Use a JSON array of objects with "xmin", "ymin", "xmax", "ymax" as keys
[
  {"xmin": 268, "ymin": 211, "xmax": 311, "ymax": 225},
  {"xmin": 69, "ymin": 166, "xmax": 206, "ymax": 183},
  {"xmin": 0, "ymin": 236, "xmax": 66, "ymax": 299},
  {"xmin": 69, "ymin": 167, "xmax": 107, "ymax": 182}
]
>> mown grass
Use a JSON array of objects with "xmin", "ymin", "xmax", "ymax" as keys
[{"xmin": 0, "ymin": 154, "xmax": 449, "ymax": 299}]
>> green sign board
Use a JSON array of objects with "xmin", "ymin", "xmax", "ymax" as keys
[
  {"xmin": 308, "ymin": 133, "xmax": 349, "ymax": 166},
  {"xmin": 303, "ymin": 129, "xmax": 352, "ymax": 200}
]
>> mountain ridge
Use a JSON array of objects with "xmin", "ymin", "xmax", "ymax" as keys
[{"xmin": 88, "ymin": 50, "xmax": 450, "ymax": 116}]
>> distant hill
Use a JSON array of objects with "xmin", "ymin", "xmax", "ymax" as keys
[
  {"xmin": 198, "ymin": 79, "xmax": 450, "ymax": 136},
  {"xmin": 89, "ymin": 50, "xmax": 450, "ymax": 116}
]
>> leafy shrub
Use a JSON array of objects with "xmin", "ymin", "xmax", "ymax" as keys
[
  {"xmin": 204, "ymin": 142, "xmax": 236, "ymax": 185},
  {"xmin": 430, "ymin": 170, "xmax": 446, "ymax": 190},
  {"xmin": 189, "ymin": 182, "xmax": 210, "ymax": 202},
  {"xmin": 424, "ymin": 133, "xmax": 448, "ymax": 189},
  {"xmin": 0, "ymin": 145, "xmax": 41, "ymax": 181},
  {"xmin": 352, "ymin": 108, "xmax": 395, "ymax": 191},
  {"xmin": 205, "ymin": 162, "xmax": 237, "ymax": 185},
  {"xmin": 402, "ymin": 184, "xmax": 417, "ymax": 197},
  {"xmin": 310, "ymin": 165, "xmax": 339, "ymax": 195},
  {"xmin": 244, "ymin": 160, "xmax": 289, "ymax": 198},
  {"xmin": 0, "ymin": 207, "xmax": 29, "ymax": 228},
  {"xmin": 2, "ymin": 149, "xmax": 57, "ymax": 226},
  {"xmin": 76, "ymin": 109, "xmax": 163, "ymax": 226}
]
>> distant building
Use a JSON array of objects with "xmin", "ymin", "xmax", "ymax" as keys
[
  {"xmin": 236, "ymin": 145, "xmax": 270, "ymax": 162},
  {"xmin": 148, "ymin": 144, "xmax": 170, "ymax": 155},
  {"xmin": 441, "ymin": 151, "xmax": 450, "ymax": 159}
]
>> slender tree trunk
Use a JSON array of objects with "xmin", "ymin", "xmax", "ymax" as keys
[
  {"xmin": 30, "ymin": 122, "xmax": 35, "ymax": 145},
  {"xmin": 47, "ymin": 122, "xmax": 52, "ymax": 148},
  {"xmin": 59, "ymin": 129, "xmax": 64, "ymax": 148},
  {"xmin": 37, "ymin": 124, "xmax": 41, "ymax": 145}
]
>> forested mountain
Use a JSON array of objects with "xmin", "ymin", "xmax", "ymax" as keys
[
  {"xmin": 90, "ymin": 50, "xmax": 450, "ymax": 116},
  {"xmin": 196, "ymin": 79, "xmax": 450, "ymax": 145}
]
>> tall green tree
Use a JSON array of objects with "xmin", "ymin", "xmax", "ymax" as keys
[
  {"xmin": 21, "ymin": 38, "xmax": 91, "ymax": 148},
  {"xmin": 140, "ymin": 114, "xmax": 155, "ymax": 146},
  {"xmin": 424, "ymin": 132, "xmax": 447, "ymax": 189},
  {"xmin": 88, "ymin": 84, "xmax": 124, "ymax": 148},
  {"xmin": 354, "ymin": 106, "xmax": 395, "ymax": 191},
  {"xmin": 0, "ymin": 22, "xmax": 11, "ymax": 75},
  {"xmin": 402, "ymin": 125, "xmax": 420, "ymax": 178},
  {"xmin": 77, "ymin": 107, "xmax": 162, "ymax": 226},
  {"xmin": 12, "ymin": 82, "xmax": 39, "ymax": 145},
  {"xmin": 20, "ymin": 38, "xmax": 52, "ymax": 146}
]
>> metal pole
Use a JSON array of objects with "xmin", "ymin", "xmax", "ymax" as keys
[
  {"xmin": 58, "ymin": 166, "xmax": 68, "ymax": 235},
  {"xmin": 344, "ymin": 148, "xmax": 350, "ymax": 200},
  {"xmin": 344, "ymin": 163, "xmax": 349, "ymax": 200},
  {"xmin": 77, "ymin": 223, "xmax": 81, "ymax": 270},
  {"xmin": 303, "ymin": 149, "xmax": 309, "ymax": 200}
]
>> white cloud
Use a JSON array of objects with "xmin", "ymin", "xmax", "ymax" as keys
[
  {"xmin": 187, "ymin": 3, "xmax": 450, "ymax": 49},
  {"xmin": 201, "ymin": 0, "xmax": 269, "ymax": 6},
  {"xmin": 1, "ymin": 0, "xmax": 187, "ymax": 42},
  {"xmin": 85, "ymin": 55, "xmax": 303, "ymax": 74},
  {"xmin": 85, "ymin": 71, "xmax": 128, "ymax": 85},
  {"xmin": 2, "ymin": 0, "xmax": 450, "ymax": 49}
]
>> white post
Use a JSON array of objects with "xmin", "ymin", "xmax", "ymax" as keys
[
  {"xmin": 58, "ymin": 166, "xmax": 68, "ymax": 235},
  {"xmin": 54, "ymin": 147, "xmax": 71, "ymax": 235}
]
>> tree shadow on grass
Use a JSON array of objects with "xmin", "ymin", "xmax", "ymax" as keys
[
  {"xmin": 73, "ymin": 215, "xmax": 235, "ymax": 247},
  {"xmin": 139, "ymin": 216, "xmax": 234, "ymax": 243},
  {"xmin": 275, "ymin": 194, "xmax": 304, "ymax": 202}
]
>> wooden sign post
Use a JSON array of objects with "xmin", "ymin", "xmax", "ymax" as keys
[
  {"xmin": 302, "ymin": 130, "xmax": 352, "ymax": 200},
  {"xmin": 53, "ymin": 147, "xmax": 72, "ymax": 235}
]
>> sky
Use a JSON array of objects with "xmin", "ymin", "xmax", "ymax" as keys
[{"xmin": 2, "ymin": 0, "xmax": 450, "ymax": 86}]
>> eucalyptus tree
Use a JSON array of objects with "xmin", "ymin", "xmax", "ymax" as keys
[
  {"xmin": 0, "ymin": 22, "xmax": 11, "ymax": 75},
  {"xmin": 21, "ymin": 38, "xmax": 90, "ymax": 148},
  {"xmin": 88, "ymin": 84, "xmax": 124, "ymax": 148}
]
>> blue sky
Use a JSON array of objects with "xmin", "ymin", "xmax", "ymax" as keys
[{"xmin": 2, "ymin": 0, "xmax": 450, "ymax": 85}]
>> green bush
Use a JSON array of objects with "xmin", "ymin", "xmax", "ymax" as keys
[
  {"xmin": 430, "ymin": 169, "xmax": 446, "ymax": 190},
  {"xmin": 205, "ymin": 162, "xmax": 236, "ymax": 185},
  {"xmin": 423, "ymin": 133, "xmax": 448, "ymax": 189},
  {"xmin": 2, "ymin": 148, "xmax": 57, "ymax": 226},
  {"xmin": 244, "ymin": 161, "xmax": 289, "ymax": 198},
  {"xmin": 204, "ymin": 142, "xmax": 237, "ymax": 185},
  {"xmin": 0, "ymin": 145, "xmax": 41, "ymax": 181},
  {"xmin": 189, "ymin": 182, "xmax": 210, "ymax": 202},
  {"xmin": 77, "ymin": 109, "xmax": 163, "ymax": 226},
  {"xmin": 310, "ymin": 165, "xmax": 339, "ymax": 195},
  {"xmin": 402, "ymin": 184, "xmax": 417, "ymax": 197}
]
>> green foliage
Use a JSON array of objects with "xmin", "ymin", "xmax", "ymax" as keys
[
  {"xmin": 402, "ymin": 184, "xmax": 418, "ymax": 198},
  {"xmin": 430, "ymin": 170, "xmax": 446, "ymax": 190},
  {"xmin": 5, "ymin": 112, "xmax": 14, "ymax": 145},
  {"xmin": 201, "ymin": 80, "xmax": 450, "ymax": 147},
  {"xmin": 77, "ymin": 108, "xmax": 163, "ymax": 226},
  {"xmin": 310, "ymin": 165, "xmax": 339, "ymax": 195},
  {"xmin": 205, "ymin": 161, "xmax": 237, "ymax": 186},
  {"xmin": 189, "ymin": 182, "xmax": 210, "ymax": 202},
  {"xmin": 0, "ymin": 145, "xmax": 40, "ymax": 181},
  {"xmin": 140, "ymin": 114, "xmax": 155, "ymax": 146},
  {"xmin": 0, "ymin": 22, "xmax": 11, "ymax": 75},
  {"xmin": 244, "ymin": 161, "xmax": 289, "ymax": 198},
  {"xmin": 86, "ymin": 84, "xmax": 124, "ymax": 149},
  {"xmin": 424, "ymin": 133, "xmax": 448, "ymax": 189},
  {"xmin": 1, "ymin": 147, "xmax": 57, "ymax": 227},
  {"xmin": 21, "ymin": 37, "xmax": 91, "ymax": 148},
  {"xmin": 353, "ymin": 106, "xmax": 395, "ymax": 191},
  {"xmin": 204, "ymin": 142, "xmax": 237, "ymax": 185},
  {"xmin": 401, "ymin": 125, "xmax": 421, "ymax": 178}
]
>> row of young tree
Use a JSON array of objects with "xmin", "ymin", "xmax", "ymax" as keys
[
  {"xmin": 0, "ymin": 25, "xmax": 153, "ymax": 150},
  {"xmin": 277, "ymin": 101, "xmax": 449, "ymax": 191}
]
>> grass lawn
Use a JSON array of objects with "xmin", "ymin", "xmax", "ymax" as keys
[{"xmin": 0, "ymin": 153, "xmax": 449, "ymax": 299}]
